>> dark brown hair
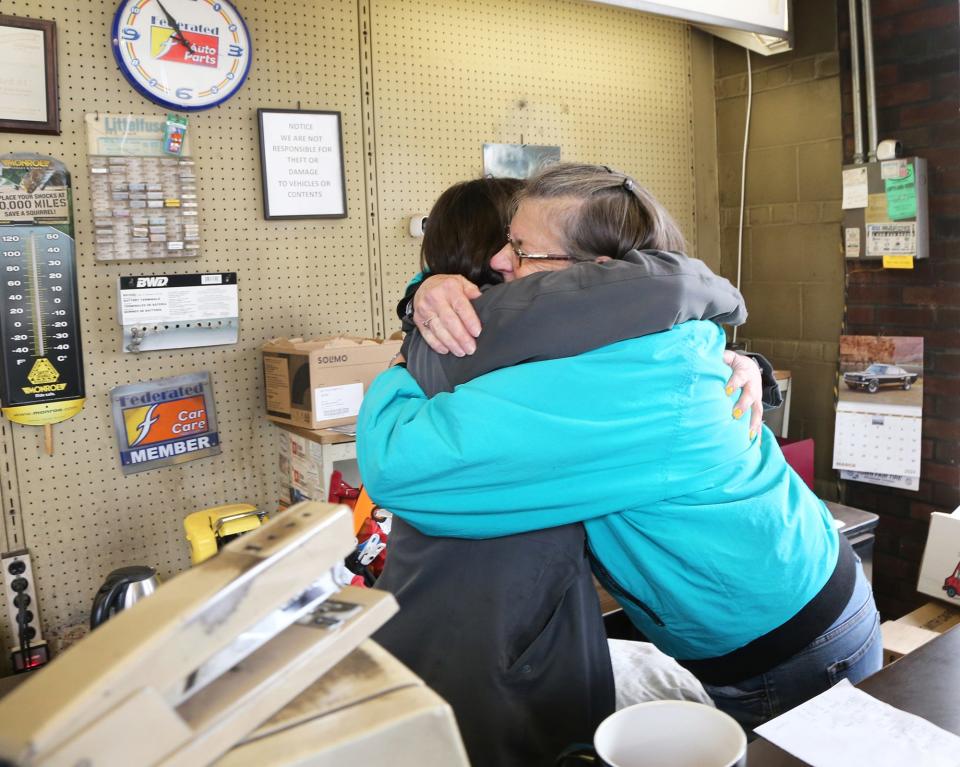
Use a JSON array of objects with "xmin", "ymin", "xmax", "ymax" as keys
[
  {"xmin": 521, "ymin": 163, "xmax": 687, "ymax": 259},
  {"xmin": 421, "ymin": 177, "xmax": 524, "ymax": 285}
]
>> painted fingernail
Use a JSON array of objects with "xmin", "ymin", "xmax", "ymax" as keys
[
  {"xmin": 725, "ymin": 386, "xmax": 734, "ymax": 395},
  {"xmin": 733, "ymin": 408, "xmax": 743, "ymax": 419},
  {"xmin": 749, "ymin": 429, "xmax": 756, "ymax": 441}
]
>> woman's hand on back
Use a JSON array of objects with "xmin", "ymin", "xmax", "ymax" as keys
[
  {"xmin": 722, "ymin": 350, "xmax": 764, "ymax": 444},
  {"xmin": 412, "ymin": 274, "xmax": 483, "ymax": 356}
]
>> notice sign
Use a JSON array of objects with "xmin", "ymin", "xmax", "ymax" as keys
[
  {"xmin": 841, "ymin": 166, "xmax": 868, "ymax": 210},
  {"xmin": 111, "ymin": 371, "xmax": 221, "ymax": 474},
  {"xmin": 258, "ymin": 109, "xmax": 347, "ymax": 219}
]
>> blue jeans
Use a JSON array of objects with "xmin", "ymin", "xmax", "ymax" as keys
[{"xmin": 704, "ymin": 561, "xmax": 882, "ymax": 733}]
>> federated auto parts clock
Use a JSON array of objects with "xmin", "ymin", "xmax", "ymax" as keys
[{"xmin": 112, "ymin": 0, "xmax": 252, "ymax": 111}]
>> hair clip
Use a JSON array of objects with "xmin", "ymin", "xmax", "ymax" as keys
[{"xmin": 623, "ymin": 178, "xmax": 636, "ymax": 192}]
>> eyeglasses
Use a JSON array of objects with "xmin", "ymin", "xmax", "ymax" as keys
[{"xmin": 505, "ymin": 228, "xmax": 584, "ymax": 263}]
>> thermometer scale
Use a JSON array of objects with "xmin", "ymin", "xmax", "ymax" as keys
[{"xmin": 0, "ymin": 154, "xmax": 85, "ymax": 454}]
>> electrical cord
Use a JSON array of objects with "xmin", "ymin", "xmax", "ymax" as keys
[{"xmin": 732, "ymin": 48, "xmax": 753, "ymax": 345}]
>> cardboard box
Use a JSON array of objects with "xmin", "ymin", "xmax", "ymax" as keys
[
  {"xmin": 263, "ymin": 336, "xmax": 402, "ymax": 430},
  {"xmin": 880, "ymin": 621, "xmax": 940, "ymax": 665},
  {"xmin": 917, "ymin": 508, "xmax": 960, "ymax": 606},
  {"xmin": 897, "ymin": 601, "xmax": 960, "ymax": 632},
  {"xmin": 880, "ymin": 601, "xmax": 960, "ymax": 665}
]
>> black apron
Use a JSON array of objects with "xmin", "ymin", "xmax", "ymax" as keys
[{"xmin": 374, "ymin": 518, "xmax": 615, "ymax": 767}]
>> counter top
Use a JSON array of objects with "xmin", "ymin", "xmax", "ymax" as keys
[
  {"xmin": 748, "ymin": 622, "xmax": 960, "ymax": 764},
  {"xmin": 825, "ymin": 500, "xmax": 879, "ymax": 537},
  {"xmin": 274, "ymin": 421, "xmax": 356, "ymax": 445}
]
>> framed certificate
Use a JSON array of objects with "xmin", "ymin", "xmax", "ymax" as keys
[
  {"xmin": 258, "ymin": 109, "xmax": 347, "ymax": 220},
  {"xmin": 0, "ymin": 16, "xmax": 59, "ymax": 135}
]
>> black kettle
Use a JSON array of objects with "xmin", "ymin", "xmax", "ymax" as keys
[{"xmin": 89, "ymin": 566, "xmax": 160, "ymax": 629}]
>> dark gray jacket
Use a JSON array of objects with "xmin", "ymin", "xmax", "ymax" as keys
[
  {"xmin": 403, "ymin": 250, "xmax": 748, "ymax": 396},
  {"xmin": 402, "ymin": 250, "xmax": 783, "ymax": 409},
  {"xmin": 403, "ymin": 250, "xmax": 747, "ymax": 396}
]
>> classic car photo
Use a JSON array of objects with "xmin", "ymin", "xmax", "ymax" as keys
[{"xmin": 843, "ymin": 363, "xmax": 920, "ymax": 393}]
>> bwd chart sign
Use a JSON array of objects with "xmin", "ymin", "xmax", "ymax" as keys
[{"xmin": 257, "ymin": 109, "xmax": 347, "ymax": 219}]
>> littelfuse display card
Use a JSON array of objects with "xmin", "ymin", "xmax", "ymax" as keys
[{"xmin": 117, "ymin": 273, "xmax": 238, "ymax": 353}]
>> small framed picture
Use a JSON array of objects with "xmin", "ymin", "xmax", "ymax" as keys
[
  {"xmin": 0, "ymin": 16, "xmax": 60, "ymax": 135},
  {"xmin": 258, "ymin": 109, "xmax": 347, "ymax": 220}
]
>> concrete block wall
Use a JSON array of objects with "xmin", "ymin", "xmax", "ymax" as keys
[
  {"xmin": 837, "ymin": 0, "xmax": 960, "ymax": 619},
  {"xmin": 714, "ymin": 0, "xmax": 844, "ymax": 498}
]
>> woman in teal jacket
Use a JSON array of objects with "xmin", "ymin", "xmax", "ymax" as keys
[
  {"xmin": 371, "ymin": 176, "xmax": 761, "ymax": 767},
  {"xmin": 359, "ymin": 163, "xmax": 882, "ymax": 730}
]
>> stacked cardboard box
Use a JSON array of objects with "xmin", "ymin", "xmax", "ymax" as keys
[
  {"xmin": 263, "ymin": 336, "xmax": 402, "ymax": 430},
  {"xmin": 880, "ymin": 602, "xmax": 960, "ymax": 665}
]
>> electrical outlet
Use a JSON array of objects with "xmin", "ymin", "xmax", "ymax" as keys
[{"xmin": 1, "ymin": 549, "xmax": 44, "ymax": 653}]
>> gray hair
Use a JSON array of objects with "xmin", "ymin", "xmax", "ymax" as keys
[{"xmin": 520, "ymin": 163, "xmax": 687, "ymax": 259}]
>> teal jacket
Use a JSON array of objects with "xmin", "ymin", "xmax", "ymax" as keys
[{"xmin": 358, "ymin": 320, "xmax": 839, "ymax": 661}]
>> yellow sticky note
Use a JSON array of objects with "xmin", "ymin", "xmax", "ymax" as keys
[{"xmin": 883, "ymin": 255, "xmax": 914, "ymax": 269}]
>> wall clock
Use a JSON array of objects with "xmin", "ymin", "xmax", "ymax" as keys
[{"xmin": 112, "ymin": 0, "xmax": 252, "ymax": 111}]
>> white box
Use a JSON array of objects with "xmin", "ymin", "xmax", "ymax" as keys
[{"xmin": 917, "ymin": 508, "xmax": 960, "ymax": 605}]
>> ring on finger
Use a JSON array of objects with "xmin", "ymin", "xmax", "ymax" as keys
[{"xmin": 422, "ymin": 315, "xmax": 437, "ymax": 329}]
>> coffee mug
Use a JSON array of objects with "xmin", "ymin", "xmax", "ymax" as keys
[{"xmin": 556, "ymin": 701, "xmax": 747, "ymax": 767}]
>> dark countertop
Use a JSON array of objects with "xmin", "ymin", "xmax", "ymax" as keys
[
  {"xmin": 748, "ymin": 623, "xmax": 960, "ymax": 765},
  {"xmin": 825, "ymin": 501, "xmax": 879, "ymax": 537}
]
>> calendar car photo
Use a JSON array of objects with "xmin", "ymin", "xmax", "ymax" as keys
[
  {"xmin": 837, "ymin": 336, "xmax": 924, "ymax": 409},
  {"xmin": 832, "ymin": 335, "xmax": 924, "ymax": 485},
  {"xmin": 843, "ymin": 363, "xmax": 920, "ymax": 393}
]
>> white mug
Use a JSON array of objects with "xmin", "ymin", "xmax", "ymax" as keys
[{"xmin": 565, "ymin": 700, "xmax": 747, "ymax": 767}]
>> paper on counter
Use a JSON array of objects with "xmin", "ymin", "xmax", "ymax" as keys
[{"xmin": 755, "ymin": 679, "xmax": 960, "ymax": 767}]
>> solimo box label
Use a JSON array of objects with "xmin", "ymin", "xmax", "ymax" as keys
[{"xmin": 111, "ymin": 372, "xmax": 221, "ymax": 474}]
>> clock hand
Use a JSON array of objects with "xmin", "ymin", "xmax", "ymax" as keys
[{"xmin": 155, "ymin": 0, "xmax": 197, "ymax": 54}]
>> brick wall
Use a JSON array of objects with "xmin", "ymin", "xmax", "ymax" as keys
[
  {"xmin": 837, "ymin": 0, "xmax": 960, "ymax": 619},
  {"xmin": 714, "ymin": 0, "xmax": 844, "ymax": 498}
]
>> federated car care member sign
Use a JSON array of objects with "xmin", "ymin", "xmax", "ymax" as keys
[{"xmin": 110, "ymin": 371, "xmax": 220, "ymax": 474}]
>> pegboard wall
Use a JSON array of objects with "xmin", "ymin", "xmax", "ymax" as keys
[
  {"xmin": 369, "ymin": 0, "xmax": 698, "ymax": 308},
  {"xmin": 0, "ymin": 0, "xmax": 699, "ymax": 656}
]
